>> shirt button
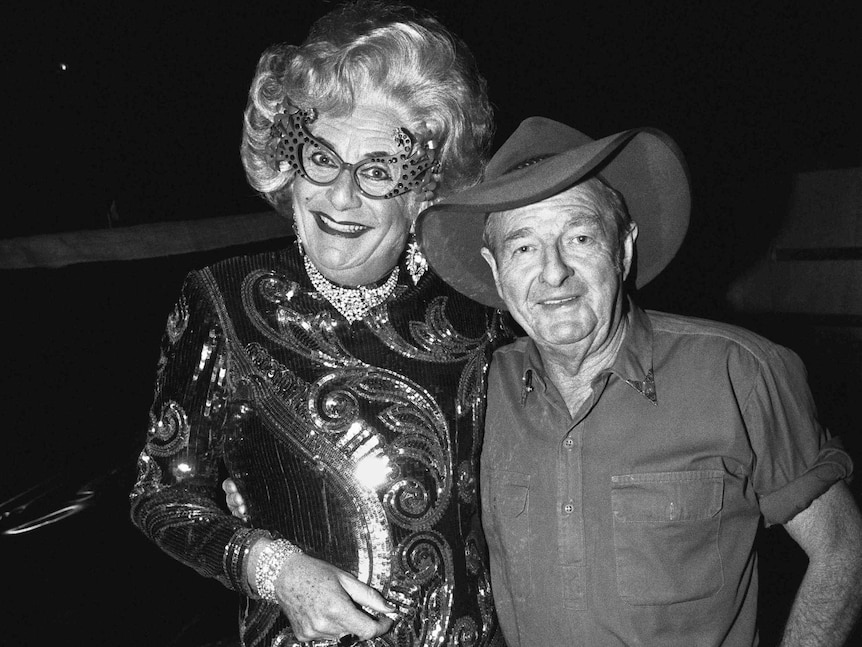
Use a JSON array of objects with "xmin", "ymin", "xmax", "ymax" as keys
[
  {"xmin": 563, "ymin": 502, "xmax": 574, "ymax": 514},
  {"xmin": 563, "ymin": 438, "xmax": 574, "ymax": 449}
]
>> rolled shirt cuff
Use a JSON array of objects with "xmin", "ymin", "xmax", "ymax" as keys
[{"xmin": 759, "ymin": 436, "xmax": 854, "ymax": 526}]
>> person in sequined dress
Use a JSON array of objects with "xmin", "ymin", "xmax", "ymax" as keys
[{"xmin": 130, "ymin": 2, "xmax": 508, "ymax": 646}]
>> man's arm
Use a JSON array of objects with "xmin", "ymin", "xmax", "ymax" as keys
[{"xmin": 779, "ymin": 480, "xmax": 862, "ymax": 646}]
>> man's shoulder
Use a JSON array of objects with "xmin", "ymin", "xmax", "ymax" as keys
[
  {"xmin": 175, "ymin": 248, "xmax": 297, "ymax": 309},
  {"xmin": 491, "ymin": 336, "xmax": 532, "ymax": 360},
  {"xmin": 644, "ymin": 308, "xmax": 795, "ymax": 366},
  {"xmin": 488, "ymin": 336, "xmax": 530, "ymax": 367},
  {"xmin": 203, "ymin": 248, "xmax": 293, "ymax": 277}
]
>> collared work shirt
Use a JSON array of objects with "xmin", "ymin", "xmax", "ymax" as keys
[{"xmin": 481, "ymin": 302, "xmax": 852, "ymax": 646}]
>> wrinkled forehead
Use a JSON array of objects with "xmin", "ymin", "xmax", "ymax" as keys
[
  {"xmin": 489, "ymin": 180, "xmax": 616, "ymax": 235},
  {"xmin": 310, "ymin": 105, "xmax": 411, "ymax": 158}
]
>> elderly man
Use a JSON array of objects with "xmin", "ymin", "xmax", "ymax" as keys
[{"xmin": 416, "ymin": 118, "xmax": 862, "ymax": 646}]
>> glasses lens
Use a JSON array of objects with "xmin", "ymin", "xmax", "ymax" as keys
[
  {"xmin": 300, "ymin": 143, "xmax": 342, "ymax": 184},
  {"xmin": 354, "ymin": 158, "xmax": 400, "ymax": 197},
  {"xmin": 297, "ymin": 137, "xmax": 418, "ymax": 198}
]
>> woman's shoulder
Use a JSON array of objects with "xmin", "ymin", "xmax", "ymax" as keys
[
  {"xmin": 410, "ymin": 269, "xmax": 500, "ymax": 338},
  {"xmin": 202, "ymin": 245, "xmax": 302, "ymax": 282}
]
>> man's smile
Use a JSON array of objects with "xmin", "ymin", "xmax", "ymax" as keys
[
  {"xmin": 538, "ymin": 295, "xmax": 579, "ymax": 307},
  {"xmin": 313, "ymin": 211, "xmax": 370, "ymax": 238}
]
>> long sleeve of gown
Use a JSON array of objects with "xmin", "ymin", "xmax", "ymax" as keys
[{"xmin": 130, "ymin": 270, "xmax": 256, "ymax": 592}]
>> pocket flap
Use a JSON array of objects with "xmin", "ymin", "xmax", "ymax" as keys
[
  {"xmin": 611, "ymin": 470, "xmax": 724, "ymax": 522},
  {"xmin": 490, "ymin": 470, "xmax": 530, "ymax": 518}
]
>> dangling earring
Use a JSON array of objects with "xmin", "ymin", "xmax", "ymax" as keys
[
  {"xmin": 419, "ymin": 157, "xmax": 441, "ymax": 204},
  {"xmin": 405, "ymin": 219, "xmax": 427, "ymax": 285},
  {"xmin": 293, "ymin": 221, "xmax": 305, "ymax": 257},
  {"xmin": 405, "ymin": 145, "xmax": 436, "ymax": 283}
]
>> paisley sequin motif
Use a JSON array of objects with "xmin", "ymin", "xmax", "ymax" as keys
[
  {"xmin": 391, "ymin": 531, "xmax": 455, "ymax": 646},
  {"xmin": 166, "ymin": 292, "xmax": 189, "ymax": 343},
  {"xmin": 244, "ymin": 269, "xmax": 365, "ymax": 368},
  {"xmin": 367, "ymin": 297, "xmax": 491, "ymax": 414},
  {"xmin": 146, "ymin": 401, "xmax": 190, "ymax": 457},
  {"xmin": 131, "ymin": 252, "xmax": 506, "ymax": 647}
]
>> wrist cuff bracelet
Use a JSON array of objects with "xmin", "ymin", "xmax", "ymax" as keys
[{"xmin": 254, "ymin": 539, "xmax": 303, "ymax": 603}]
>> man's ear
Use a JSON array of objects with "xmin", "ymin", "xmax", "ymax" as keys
[
  {"xmin": 621, "ymin": 222, "xmax": 639, "ymax": 281},
  {"xmin": 480, "ymin": 247, "xmax": 505, "ymax": 299}
]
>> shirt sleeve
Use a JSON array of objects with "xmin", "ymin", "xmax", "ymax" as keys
[
  {"xmin": 744, "ymin": 342, "xmax": 853, "ymax": 526},
  {"xmin": 129, "ymin": 270, "xmax": 250, "ymax": 590}
]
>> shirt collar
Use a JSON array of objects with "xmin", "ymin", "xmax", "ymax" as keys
[
  {"xmin": 611, "ymin": 298, "xmax": 657, "ymax": 404},
  {"xmin": 518, "ymin": 296, "xmax": 657, "ymax": 405}
]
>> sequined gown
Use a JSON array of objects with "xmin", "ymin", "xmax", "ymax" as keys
[{"xmin": 130, "ymin": 244, "xmax": 507, "ymax": 647}]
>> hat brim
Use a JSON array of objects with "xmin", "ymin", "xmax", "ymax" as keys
[{"xmin": 416, "ymin": 125, "xmax": 690, "ymax": 309}]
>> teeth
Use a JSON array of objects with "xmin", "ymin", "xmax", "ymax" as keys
[
  {"xmin": 320, "ymin": 213, "xmax": 368, "ymax": 233},
  {"xmin": 544, "ymin": 296, "xmax": 576, "ymax": 305}
]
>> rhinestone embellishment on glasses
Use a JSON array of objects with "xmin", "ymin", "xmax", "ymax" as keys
[{"xmin": 266, "ymin": 104, "xmax": 437, "ymax": 199}]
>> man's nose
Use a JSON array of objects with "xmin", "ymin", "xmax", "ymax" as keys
[
  {"xmin": 540, "ymin": 245, "xmax": 572, "ymax": 286},
  {"xmin": 325, "ymin": 168, "xmax": 362, "ymax": 210}
]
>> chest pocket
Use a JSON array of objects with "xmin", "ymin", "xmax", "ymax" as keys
[
  {"xmin": 484, "ymin": 469, "xmax": 531, "ymax": 603},
  {"xmin": 611, "ymin": 470, "xmax": 724, "ymax": 605}
]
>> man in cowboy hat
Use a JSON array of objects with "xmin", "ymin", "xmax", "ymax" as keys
[{"xmin": 416, "ymin": 117, "xmax": 862, "ymax": 646}]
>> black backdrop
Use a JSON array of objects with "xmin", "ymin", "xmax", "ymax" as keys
[{"xmin": 3, "ymin": 0, "xmax": 861, "ymax": 644}]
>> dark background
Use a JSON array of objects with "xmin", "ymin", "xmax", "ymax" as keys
[{"xmin": 2, "ymin": 1, "xmax": 860, "ymax": 645}]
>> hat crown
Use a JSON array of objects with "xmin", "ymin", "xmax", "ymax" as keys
[
  {"xmin": 502, "ymin": 154, "xmax": 555, "ymax": 175},
  {"xmin": 487, "ymin": 117, "xmax": 596, "ymax": 180}
]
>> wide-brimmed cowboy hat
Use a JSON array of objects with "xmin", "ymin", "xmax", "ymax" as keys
[{"xmin": 415, "ymin": 117, "xmax": 691, "ymax": 310}]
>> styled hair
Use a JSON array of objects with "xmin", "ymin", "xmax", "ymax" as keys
[
  {"xmin": 482, "ymin": 176, "xmax": 634, "ymax": 262},
  {"xmin": 241, "ymin": 0, "xmax": 494, "ymax": 214}
]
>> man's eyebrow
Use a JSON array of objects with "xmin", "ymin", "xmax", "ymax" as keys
[
  {"xmin": 501, "ymin": 213, "xmax": 598, "ymax": 240},
  {"xmin": 309, "ymin": 133, "xmax": 393, "ymax": 160},
  {"xmin": 360, "ymin": 149, "xmax": 396, "ymax": 159},
  {"xmin": 564, "ymin": 212, "xmax": 602, "ymax": 227},
  {"xmin": 501, "ymin": 226, "xmax": 534, "ymax": 244}
]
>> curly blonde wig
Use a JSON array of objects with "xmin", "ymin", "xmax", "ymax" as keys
[{"xmin": 240, "ymin": 1, "xmax": 494, "ymax": 214}]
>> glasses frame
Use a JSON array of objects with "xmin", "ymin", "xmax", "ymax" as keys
[{"xmin": 267, "ymin": 106, "xmax": 437, "ymax": 200}]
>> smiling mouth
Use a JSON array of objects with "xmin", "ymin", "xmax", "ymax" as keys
[
  {"xmin": 313, "ymin": 212, "xmax": 370, "ymax": 238},
  {"xmin": 541, "ymin": 295, "xmax": 579, "ymax": 306}
]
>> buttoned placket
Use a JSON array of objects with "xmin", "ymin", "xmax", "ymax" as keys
[{"xmin": 558, "ymin": 417, "xmax": 586, "ymax": 612}]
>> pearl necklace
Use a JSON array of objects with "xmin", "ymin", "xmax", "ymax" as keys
[{"xmin": 304, "ymin": 255, "xmax": 399, "ymax": 323}]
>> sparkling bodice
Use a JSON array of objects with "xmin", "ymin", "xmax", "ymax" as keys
[{"xmin": 131, "ymin": 245, "xmax": 507, "ymax": 646}]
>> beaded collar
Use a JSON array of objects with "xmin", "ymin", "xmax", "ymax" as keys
[{"xmin": 304, "ymin": 255, "xmax": 400, "ymax": 323}]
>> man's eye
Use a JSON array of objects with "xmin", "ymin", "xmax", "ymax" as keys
[
  {"xmin": 513, "ymin": 245, "xmax": 532, "ymax": 255},
  {"xmin": 359, "ymin": 165, "xmax": 393, "ymax": 182},
  {"xmin": 572, "ymin": 235, "xmax": 591, "ymax": 244},
  {"xmin": 310, "ymin": 151, "xmax": 338, "ymax": 168}
]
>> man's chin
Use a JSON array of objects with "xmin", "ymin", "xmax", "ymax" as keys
[{"xmin": 530, "ymin": 320, "xmax": 590, "ymax": 347}]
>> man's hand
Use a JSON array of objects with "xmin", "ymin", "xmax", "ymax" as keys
[
  {"xmin": 228, "ymin": 480, "xmax": 397, "ymax": 640},
  {"xmin": 222, "ymin": 478, "xmax": 247, "ymax": 519},
  {"xmin": 272, "ymin": 551, "xmax": 395, "ymax": 643},
  {"xmin": 245, "ymin": 532, "xmax": 396, "ymax": 643}
]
